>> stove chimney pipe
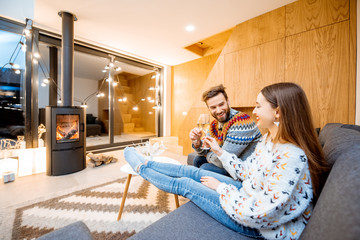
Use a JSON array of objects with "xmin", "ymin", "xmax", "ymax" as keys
[{"xmin": 58, "ymin": 11, "xmax": 77, "ymax": 107}]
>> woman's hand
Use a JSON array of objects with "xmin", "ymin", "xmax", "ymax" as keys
[
  {"xmin": 203, "ymin": 136, "xmax": 223, "ymax": 156},
  {"xmin": 200, "ymin": 176, "xmax": 221, "ymax": 190}
]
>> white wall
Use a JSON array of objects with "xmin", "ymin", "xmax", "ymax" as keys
[{"xmin": 74, "ymin": 77, "xmax": 99, "ymax": 117}]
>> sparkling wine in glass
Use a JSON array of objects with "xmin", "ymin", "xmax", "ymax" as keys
[{"xmin": 197, "ymin": 114, "xmax": 210, "ymax": 149}]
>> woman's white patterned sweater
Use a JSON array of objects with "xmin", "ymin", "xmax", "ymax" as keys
[{"xmin": 216, "ymin": 135, "xmax": 313, "ymax": 240}]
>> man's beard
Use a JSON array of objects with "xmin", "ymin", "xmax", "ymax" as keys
[{"xmin": 212, "ymin": 107, "xmax": 230, "ymax": 123}]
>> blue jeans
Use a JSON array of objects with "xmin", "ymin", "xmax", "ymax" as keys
[
  {"xmin": 136, "ymin": 160, "xmax": 262, "ymax": 238},
  {"xmin": 193, "ymin": 155, "xmax": 230, "ymax": 176}
]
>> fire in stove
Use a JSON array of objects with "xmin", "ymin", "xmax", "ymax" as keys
[{"xmin": 56, "ymin": 114, "xmax": 80, "ymax": 143}]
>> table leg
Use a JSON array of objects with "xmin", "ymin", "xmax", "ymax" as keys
[
  {"xmin": 117, "ymin": 174, "xmax": 132, "ymax": 221},
  {"xmin": 174, "ymin": 194, "xmax": 180, "ymax": 208}
]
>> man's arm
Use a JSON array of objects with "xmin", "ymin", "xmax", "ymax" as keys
[{"xmin": 206, "ymin": 121, "xmax": 261, "ymax": 165}]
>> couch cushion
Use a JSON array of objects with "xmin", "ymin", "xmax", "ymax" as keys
[
  {"xmin": 300, "ymin": 124, "xmax": 360, "ymax": 240},
  {"xmin": 129, "ymin": 201, "xmax": 254, "ymax": 240},
  {"xmin": 86, "ymin": 114, "xmax": 96, "ymax": 124},
  {"xmin": 319, "ymin": 123, "xmax": 360, "ymax": 167},
  {"xmin": 37, "ymin": 221, "xmax": 93, "ymax": 240}
]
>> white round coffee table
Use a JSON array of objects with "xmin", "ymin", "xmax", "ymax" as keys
[{"xmin": 117, "ymin": 156, "xmax": 181, "ymax": 221}]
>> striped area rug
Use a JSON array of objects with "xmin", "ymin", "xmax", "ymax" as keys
[{"xmin": 12, "ymin": 176, "xmax": 188, "ymax": 240}]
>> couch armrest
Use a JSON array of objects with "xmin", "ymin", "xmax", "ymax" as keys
[{"xmin": 37, "ymin": 221, "xmax": 94, "ymax": 240}]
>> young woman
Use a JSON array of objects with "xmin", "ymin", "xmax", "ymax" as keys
[{"xmin": 124, "ymin": 82, "xmax": 328, "ymax": 240}]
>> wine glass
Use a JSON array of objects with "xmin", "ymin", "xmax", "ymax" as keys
[{"xmin": 197, "ymin": 114, "xmax": 210, "ymax": 149}]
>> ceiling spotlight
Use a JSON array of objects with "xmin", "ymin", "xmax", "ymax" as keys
[
  {"xmin": 115, "ymin": 67, "xmax": 121, "ymax": 71},
  {"xmin": 34, "ymin": 53, "xmax": 40, "ymax": 58},
  {"xmin": 185, "ymin": 25, "xmax": 195, "ymax": 32}
]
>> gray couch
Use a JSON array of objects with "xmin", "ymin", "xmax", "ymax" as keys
[
  {"xmin": 129, "ymin": 123, "xmax": 360, "ymax": 240},
  {"xmin": 38, "ymin": 123, "xmax": 360, "ymax": 240}
]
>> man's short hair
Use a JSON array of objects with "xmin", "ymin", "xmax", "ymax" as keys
[{"xmin": 202, "ymin": 84, "xmax": 228, "ymax": 103}]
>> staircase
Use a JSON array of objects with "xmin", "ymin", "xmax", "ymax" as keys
[{"xmin": 117, "ymin": 77, "xmax": 146, "ymax": 133}]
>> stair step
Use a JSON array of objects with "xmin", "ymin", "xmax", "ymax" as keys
[
  {"xmin": 122, "ymin": 86, "xmax": 132, "ymax": 94},
  {"xmin": 133, "ymin": 127, "xmax": 145, "ymax": 132},
  {"xmin": 122, "ymin": 114, "xmax": 132, "ymax": 123},
  {"xmin": 119, "ymin": 78, "xmax": 128, "ymax": 86},
  {"xmin": 123, "ymin": 123, "xmax": 135, "ymax": 133}
]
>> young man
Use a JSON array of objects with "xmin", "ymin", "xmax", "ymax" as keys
[{"xmin": 189, "ymin": 84, "xmax": 261, "ymax": 175}]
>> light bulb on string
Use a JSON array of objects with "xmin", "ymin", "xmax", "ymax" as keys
[
  {"xmin": 109, "ymin": 62, "xmax": 114, "ymax": 67},
  {"xmin": 20, "ymin": 42, "xmax": 26, "ymax": 52},
  {"xmin": 43, "ymin": 78, "xmax": 50, "ymax": 84},
  {"xmin": 34, "ymin": 53, "xmax": 40, "ymax": 59},
  {"xmin": 115, "ymin": 67, "xmax": 121, "ymax": 71},
  {"xmin": 41, "ymin": 82, "xmax": 46, "ymax": 87},
  {"xmin": 14, "ymin": 69, "xmax": 20, "ymax": 74},
  {"xmin": 132, "ymin": 106, "xmax": 139, "ymax": 111},
  {"xmin": 10, "ymin": 63, "xmax": 20, "ymax": 69}
]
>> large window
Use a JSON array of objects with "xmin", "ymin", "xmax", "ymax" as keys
[{"xmin": 0, "ymin": 29, "xmax": 26, "ymax": 143}]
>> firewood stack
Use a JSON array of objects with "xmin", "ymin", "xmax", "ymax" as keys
[{"xmin": 86, "ymin": 152, "xmax": 118, "ymax": 167}]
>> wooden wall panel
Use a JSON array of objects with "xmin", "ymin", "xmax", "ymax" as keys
[
  {"xmin": 349, "ymin": 0, "xmax": 357, "ymax": 123},
  {"xmin": 178, "ymin": 107, "xmax": 209, "ymax": 155},
  {"xmin": 286, "ymin": 0, "xmax": 349, "ymax": 36},
  {"xmin": 171, "ymin": 52, "xmax": 220, "ymax": 136},
  {"xmin": 285, "ymin": 21, "xmax": 350, "ymax": 128},
  {"xmin": 222, "ymin": 6, "xmax": 285, "ymax": 55},
  {"xmin": 224, "ymin": 39, "xmax": 285, "ymax": 107},
  {"xmin": 172, "ymin": 0, "xmax": 356, "ymax": 155}
]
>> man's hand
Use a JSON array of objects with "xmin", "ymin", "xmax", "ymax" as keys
[
  {"xmin": 189, "ymin": 128, "xmax": 202, "ymax": 148},
  {"xmin": 200, "ymin": 176, "xmax": 221, "ymax": 190},
  {"xmin": 203, "ymin": 136, "xmax": 223, "ymax": 156}
]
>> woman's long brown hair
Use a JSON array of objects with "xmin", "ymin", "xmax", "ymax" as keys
[{"xmin": 261, "ymin": 82, "xmax": 328, "ymax": 201}]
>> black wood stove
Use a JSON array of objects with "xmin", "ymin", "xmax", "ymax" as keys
[{"xmin": 46, "ymin": 11, "xmax": 86, "ymax": 176}]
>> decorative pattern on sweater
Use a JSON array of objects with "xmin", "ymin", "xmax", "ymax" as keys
[
  {"xmin": 194, "ymin": 108, "xmax": 261, "ymax": 168},
  {"xmin": 216, "ymin": 135, "xmax": 313, "ymax": 240},
  {"xmin": 210, "ymin": 112, "xmax": 253, "ymax": 146}
]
